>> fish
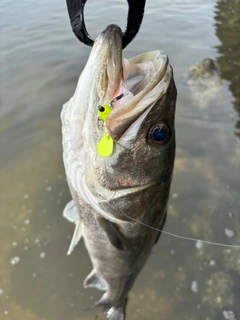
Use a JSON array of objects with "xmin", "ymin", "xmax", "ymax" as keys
[{"xmin": 61, "ymin": 24, "xmax": 177, "ymax": 320}]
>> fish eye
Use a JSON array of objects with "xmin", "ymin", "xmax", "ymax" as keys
[
  {"xmin": 98, "ymin": 105, "xmax": 105, "ymax": 112},
  {"xmin": 147, "ymin": 122, "xmax": 171, "ymax": 147}
]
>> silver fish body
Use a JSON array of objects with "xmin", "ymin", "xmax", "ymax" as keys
[{"xmin": 61, "ymin": 24, "xmax": 177, "ymax": 319}]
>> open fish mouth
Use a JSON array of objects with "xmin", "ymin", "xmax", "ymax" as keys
[{"xmin": 88, "ymin": 24, "xmax": 172, "ymax": 143}]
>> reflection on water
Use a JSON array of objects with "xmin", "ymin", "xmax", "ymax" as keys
[
  {"xmin": 215, "ymin": 0, "xmax": 240, "ymax": 137},
  {"xmin": 0, "ymin": 0, "xmax": 240, "ymax": 319}
]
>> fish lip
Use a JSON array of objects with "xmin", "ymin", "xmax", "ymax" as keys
[
  {"xmin": 100, "ymin": 24, "xmax": 123, "ymax": 49},
  {"xmin": 101, "ymin": 24, "xmax": 122, "ymax": 38},
  {"xmin": 92, "ymin": 24, "xmax": 123, "ymax": 104}
]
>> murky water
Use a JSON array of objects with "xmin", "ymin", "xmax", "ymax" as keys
[{"xmin": 0, "ymin": 0, "xmax": 240, "ymax": 319}]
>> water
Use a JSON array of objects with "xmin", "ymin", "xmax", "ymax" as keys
[{"xmin": 0, "ymin": 0, "xmax": 239, "ymax": 319}]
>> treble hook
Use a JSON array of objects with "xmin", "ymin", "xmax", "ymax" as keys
[{"xmin": 66, "ymin": 0, "xmax": 146, "ymax": 49}]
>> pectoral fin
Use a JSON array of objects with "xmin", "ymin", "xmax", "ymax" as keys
[
  {"xmin": 97, "ymin": 217, "xmax": 127, "ymax": 251},
  {"xmin": 63, "ymin": 200, "xmax": 79, "ymax": 223},
  {"xmin": 63, "ymin": 200, "xmax": 83, "ymax": 255},
  {"xmin": 67, "ymin": 220, "xmax": 83, "ymax": 255}
]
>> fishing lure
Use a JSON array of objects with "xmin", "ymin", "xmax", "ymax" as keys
[
  {"xmin": 97, "ymin": 104, "xmax": 113, "ymax": 157},
  {"xmin": 97, "ymin": 93, "xmax": 128, "ymax": 157}
]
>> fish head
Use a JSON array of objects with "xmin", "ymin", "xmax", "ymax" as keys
[{"xmin": 62, "ymin": 24, "xmax": 177, "ymax": 221}]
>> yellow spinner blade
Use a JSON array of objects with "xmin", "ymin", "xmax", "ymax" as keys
[{"xmin": 97, "ymin": 134, "xmax": 114, "ymax": 157}]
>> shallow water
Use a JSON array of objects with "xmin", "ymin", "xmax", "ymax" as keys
[{"xmin": 0, "ymin": 0, "xmax": 240, "ymax": 319}]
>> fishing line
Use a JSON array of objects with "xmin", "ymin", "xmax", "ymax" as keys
[{"xmin": 115, "ymin": 205, "xmax": 240, "ymax": 248}]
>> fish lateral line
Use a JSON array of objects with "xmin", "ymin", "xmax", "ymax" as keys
[{"xmin": 115, "ymin": 206, "xmax": 240, "ymax": 248}]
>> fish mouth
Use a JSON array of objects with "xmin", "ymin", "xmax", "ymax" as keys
[{"xmin": 92, "ymin": 24, "xmax": 171, "ymax": 142}]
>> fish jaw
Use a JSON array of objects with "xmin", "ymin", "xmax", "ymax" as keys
[{"xmin": 90, "ymin": 24, "xmax": 124, "ymax": 104}]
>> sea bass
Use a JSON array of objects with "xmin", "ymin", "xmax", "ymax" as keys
[{"xmin": 61, "ymin": 24, "xmax": 177, "ymax": 320}]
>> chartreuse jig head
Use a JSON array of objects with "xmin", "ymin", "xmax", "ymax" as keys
[
  {"xmin": 97, "ymin": 93, "xmax": 128, "ymax": 158},
  {"xmin": 97, "ymin": 105, "xmax": 112, "ymax": 121}
]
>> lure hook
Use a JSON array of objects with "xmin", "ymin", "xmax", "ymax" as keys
[{"xmin": 66, "ymin": 0, "xmax": 146, "ymax": 48}]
